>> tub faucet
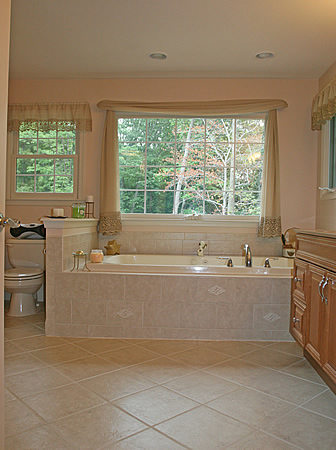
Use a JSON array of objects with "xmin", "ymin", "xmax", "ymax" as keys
[
  {"xmin": 244, "ymin": 244, "xmax": 252, "ymax": 267},
  {"xmin": 197, "ymin": 241, "xmax": 207, "ymax": 257}
]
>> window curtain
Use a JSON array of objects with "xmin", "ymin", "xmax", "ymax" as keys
[
  {"xmin": 97, "ymin": 99, "xmax": 287, "ymax": 236},
  {"xmin": 7, "ymin": 102, "xmax": 92, "ymax": 132},
  {"xmin": 311, "ymin": 77, "xmax": 336, "ymax": 131}
]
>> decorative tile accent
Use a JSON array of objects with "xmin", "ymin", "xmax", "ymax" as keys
[
  {"xmin": 263, "ymin": 312, "xmax": 281, "ymax": 323},
  {"xmin": 207, "ymin": 286, "xmax": 226, "ymax": 296},
  {"xmin": 117, "ymin": 309, "xmax": 134, "ymax": 319}
]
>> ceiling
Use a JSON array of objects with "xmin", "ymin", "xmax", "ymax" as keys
[{"xmin": 8, "ymin": 0, "xmax": 336, "ymax": 80}]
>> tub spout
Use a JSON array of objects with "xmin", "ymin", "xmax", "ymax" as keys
[
  {"xmin": 244, "ymin": 244, "xmax": 252, "ymax": 267},
  {"xmin": 197, "ymin": 241, "xmax": 207, "ymax": 257}
]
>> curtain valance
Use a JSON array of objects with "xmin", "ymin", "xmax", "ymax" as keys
[
  {"xmin": 8, "ymin": 102, "xmax": 92, "ymax": 132},
  {"xmin": 97, "ymin": 99, "xmax": 288, "ymax": 116},
  {"xmin": 312, "ymin": 77, "xmax": 336, "ymax": 131}
]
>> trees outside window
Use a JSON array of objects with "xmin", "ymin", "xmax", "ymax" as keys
[{"xmin": 119, "ymin": 116, "xmax": 265, "ymax": 216}]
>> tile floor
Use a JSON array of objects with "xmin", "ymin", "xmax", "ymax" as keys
[{"xmin": 4, "ymin": 312, "xmax": 336, "ymax": 449}]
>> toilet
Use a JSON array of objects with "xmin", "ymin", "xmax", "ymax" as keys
[{"xmin": 4, "ymin": 238, "xmax": 45, "ymax": 317}]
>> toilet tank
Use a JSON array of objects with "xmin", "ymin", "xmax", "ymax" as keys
[{"xmin": 6, "ymin": 238, "xmax": 46, "ymax": 269}]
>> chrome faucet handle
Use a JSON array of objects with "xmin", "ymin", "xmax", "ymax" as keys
[{"xmin": 0, "ymin": 213, "xmax": 20, "ymax": 231}]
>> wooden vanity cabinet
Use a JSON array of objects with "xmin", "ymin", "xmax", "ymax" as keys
[{"xmin": 290, "ymin": 231, "xmax": 336, "ymax": 393}]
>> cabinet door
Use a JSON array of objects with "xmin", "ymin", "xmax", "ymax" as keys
[
  {"xmin": 305, "ymin": 265, "xmax": 326, "ymax": 366},
  {"xmin": 293, "ymin": 259, "xmax": 307, "ymax": 301},
  {"xmin": 290, "ymin": 296, "xmax": 306, "ymax": 347},
  {"xmin": 323, "ymin": 274, "xmax": 336, "ymax": 384}
]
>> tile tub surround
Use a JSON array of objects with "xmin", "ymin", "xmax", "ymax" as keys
[
  {"xmin": 43, "ymin": 219, "xmax": 290, "ymax": 339},
  {"xmin": 46, "ymin": 271, "xmax": 292, "ymax": 340}
]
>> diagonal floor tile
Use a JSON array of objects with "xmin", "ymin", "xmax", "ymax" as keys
[
  {"xmin": 54, "ymin": 355, "xmax": 120, "ymax": 381},
  {"xmin": 5, "ymin": 424, "xmax": 72, "ymax": 449},
  {"xmin": 239, "ymin": 347, "xmax": 304, "ymax": 370},
  {"xmin": 5, "ymin": 324, "xmax": 44, "ymax": 340},
  {"xmin": 197, "ymin": 340, "xmax": 261, "ymax": 357},
  {"xmin": 281, "ymin": 359, "xmax": 326, "ymax": 385},
  {"xmin": 113, "ymin": 385, "xmax": 198, "ymax": 426},
  {"xmin": 31, "ymin": 343, "xmax": 92, "ymax": 365},
  {"xmin": 101, "ymin": 346, "xmax": 160, "ymax": 367},
  {"xmin": 135, "ymin": 339, "xmax": 198, "ymax": 356},
  {"xmin": 262, "ymin": 407, "xmax": 336, "ymax": 449},
  {"xmin": 131, "ymin": 356, "xmax": 196, "ymax": 384},
  {"xmin": 5, "ymin": 366, "xmax": 72, "ymax": 398},
  {"xmin": 5, "ymin": 353, "xmax": 46, "ymax": 376},
  {"xmin": 5, "ymin": 399, "xmax": 45, "ymax": 438},
  {"xmin": 207, "ymin": 386, "xmax": 295, "ymax": 428},
  {"xmin": 169, "ymin": 346, "xmax": 231, "ymax": 369},
  {"xmin": 22, "ymin": 383, "xmax": 106, "ymax": 421},
  {"xmin": 227, "ymin": 430, "xmax": 298, "ymax": 449},
  {"xmin": 52, "ymin": 403, "xmax": 147, "ymax": 448},
  {"xmin": 14, "ymin": 335, "xmax": 67, "ymax": 352},
  {"xmin": 267, "ymin": 341, "xmax": 304, "ymax": 357},
  {"xmin": 109, "ymin": 428, "xmax": 185, "ymax": 449},
  {"xmin": 80, "ymin": 366, "xmax": 155, "ymax": 401},
  {"xmin": 156, "ymin": 405, "xmax": 254, "ymax": 449},
  {"xmin": 73, "ymin": 338, "xmax": 132, "ymax": 354},
  {"xmin": 163, "ymin": 370, "xmax": 240, "ymax": 403},
  {"xmin": 302, "ymin": 390, "xmax": 336, "ymax": 420}
]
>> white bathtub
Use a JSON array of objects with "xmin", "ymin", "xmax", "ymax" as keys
[{"xmin": 87, "ymin": 254, "xmax": 293, "ymax": 277}]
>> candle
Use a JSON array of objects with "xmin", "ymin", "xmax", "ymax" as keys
[
  {"xmin": 90, "ymin": 249, "xmax": 103, "ymax": 263},
  {"xmin": 86, "ymin": 195, "xmax": 94, "ymax": 203},
  {"xmin": 52, "ymin": 208, "xmax": 64, "ymax": 217}
]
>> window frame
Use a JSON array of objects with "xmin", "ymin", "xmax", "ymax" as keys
[
  {"xmin": 320, "ymin": 118, "xmax": 336, "ymax": 201},
  {"xmin": 117, "ymin": 113, "xmax": 265, "ymax": 220},
  {"xmin": 6, "ymin": 129, "xmax": 85, "ymax": 204}
]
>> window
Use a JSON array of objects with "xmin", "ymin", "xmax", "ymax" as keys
[
  {"xmin": 329, "ymin": 116, "xmax": 336, "ymax": 189},
  {"xmin": 320, "ymin": 116, "xmax": 336, "ymax": 200},
  {"xmin": 118, "ymin": 116, "xmax": 265, "ymax": 216},
  {"xmin": 7, "ymin": 126, "xmax": 82, "ymax": 201}
]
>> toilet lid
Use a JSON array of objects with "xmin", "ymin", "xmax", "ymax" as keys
[{"xmin": 5, "ymin": 268, "xmax": 44, "ymax": 279}]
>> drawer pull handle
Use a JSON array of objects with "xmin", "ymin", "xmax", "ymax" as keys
[
  {"xmin": 293, "ymin": 317, "xmax": 300, "ymax": 323},
  {"xmin": 294, "ymin": 277, "xmax": 302, "ymax": 283},
  {"xmin": 322, "ymin": 278, "xmax": 329, "ymax": 305},
  {"xmin": 319, "ymin": 276, "xmax": 326, "ymax": 302}
]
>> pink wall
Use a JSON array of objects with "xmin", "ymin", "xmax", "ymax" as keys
[{"xmin": 7, "ymin": 77, "xmax": 318, "ymax": 231}]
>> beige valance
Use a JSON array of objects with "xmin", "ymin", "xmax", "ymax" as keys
[
  {"xmin": 8, "ymin": 102, "xmax": 92, "ymax": 132},
  {"xmin": 97, "ymin": 99, "xmax": 288, "ymax": 116},
  {"xmin": 312, "ymin": 77, "xmax": 336, "ymax": 131}
]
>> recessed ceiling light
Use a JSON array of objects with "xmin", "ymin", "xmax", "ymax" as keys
[
  {"xmin": 255, "ymin": 51, "xmax": 275, "ymax": 60},
  {"xmin": 148, "ymin": 52, "xmax": 167, "ymax": 60}
]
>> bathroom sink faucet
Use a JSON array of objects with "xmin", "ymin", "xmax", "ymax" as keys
[
  {"xmin": 244, "ymin": 244, "xmax": 252, "ymax": 267},
  {"xmin": 197, "ymin": 241, "xmax": 207, "ymax": 257}
]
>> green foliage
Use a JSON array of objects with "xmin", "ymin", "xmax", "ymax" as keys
[
  {"xmin": 16, "ymin": 128, "xmax": 75, "ymax": 193},
  {"xmin": 118, "ymin": 117, "xmax": 265, "ymax": 215}
]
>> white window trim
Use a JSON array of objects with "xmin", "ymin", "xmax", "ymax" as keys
[
  {"xmin": 6, "ymin": 130, "xmax": 85, "ymax": 205},
  {"xmin": 319, "ymin": 121, "xmax": 336, "ymax": 201}
]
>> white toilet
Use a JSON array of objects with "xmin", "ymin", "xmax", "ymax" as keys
[{"xmin": 5, "ymin": 238, "xmax": 45, "ymax": 317}]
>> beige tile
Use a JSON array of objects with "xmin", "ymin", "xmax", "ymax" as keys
[
  {"xmin": 4, "ymin": 341, "xmax": 23, "ymax": 357},
  {"xmin": 90, "ymin": 273, "xmax": 125, "ymax": 300},
  {"xmin": 5, "ymin": 399, "xmax": 45, "ymax": 437},
  {"xmin": 262, "ymin": 407, "xmax": 336, "ymax": 449},
  {"xmin": 54, "ymin": 272, "xmax": 89, "ymax": 299},
  {"xmin": 239, "ymin": 347, "xmax": 303, "ymax": 369},
  {"xmin": 106, "ymin": 300, "xmax": 143, "ymax": 327},
  {"xmin": 114, "ymin": 385, "xmax": 198, "ymax": 425},
  {"xmin": 216, "ymin": 304, "xmax": 253, "ymax": 329},
  {"xmin": 156, "ymin": 405, "xmax": 254, "ymax": 449},
  {"xmin": 180, "ymin": 303, "xmax": 217, "ymax": 328},
  {"xmin": 5, "ymin": 353, "xmax": 46, "ymax": 376},
  {"xmin": 125, "ymin": 275, "xmax": 161, "ymax": 301},
  {"xmin": 132, "ymin": 357, "xmax": 196, "ymax": 384},
  {"xmin": 197, "ymin": 340, "xmax": 260, "ymax": 357},
  {"xmin": 80, "ymin": 366, "xmax": 155, "ymax": 401},
  {"xmin": 5, "ymin": 424, "xmax": 72, "ymax": 450},
  {"xmin": 55, "ymin": 323, "xmax": 89, "ymax": 337},
  {"xmin": 31, "ymin": 343, "xmax": 92, "ymax": 365},
  {"xmin": 23, "ymin": 383, "xmax": 105, "ymax": 421},
  {"xmin": 136, "ymin": 339, "xmax": 197, "ymax": 356},
  {"xmin": 22, "ymin": 312, "xmax": 46, "ymax": 324},
  {"xmin": 161, "ymin": 276, "xmax": 197, "ymax": 302},
  {"xmin": 55, "ymin": 298, "xmax": 71, "ymax": 324},
  {"xmin": 143, "ymin": 302, "xmax": 180, "ymax": 327},
  {"xmin": 268, "ymin": 341, "xmax": 304, "ymax": 357},
  {"xmin": 14, "ymin": 335, "xmax": 67, "ymax": 352},
  {"xmin": 54, "ymin": 355, "xmax": 120, "ymax": 381},
  {"xmin": 110, "ymin": 428, "xmax": 185, "ymax": 449},
  {"xmin": 227, "ymin": 430, "xmax": 297, "ymax": 449},
  {"xmin": 73, "ymin": 337, "xmax": 131, "ymax": 354},
  {"xmin": 4, "ymin": 387, "xmax": 16, "ymax": 403},
  {"xmin": 5, "ymin": 324, "xmax": 44, "ymax": 340},
  {"xmin": 72, "ymin": 298, "xmax": 106, "ymax": 325},
  {"xmin": 101, "ymin": 345, "xmax": 159, "ymax": 367},
  {"xmin": 169, "ymin": 346, "xmax": 231, "ymax": 369},
  {"xmin": 253, "ymin": 304, "xmax": 291, "ymax": 331},
  {"xmin": 302, "ymin": 390, "xmax": 336, "ymax": 420},
  {"xmin": 235, "ymin": 278, "xmax": 274, "ymax": 304},
  {"xmin": 248, "ymin": 370, "xmax": 328, "ymax": 405},
  {"xmin": 4, "ymin": 316, "xmax": 28, "ymax": 328},
  {"xmin": 164, "ymin": 370, "xmax": 240, "ymax": 403},
  {"xmin": 5, "ymin": 366, "xmax": 71, "ymax": 398},
  {"xmin": 196, "ymin": 276, "xmax": 236, "ymax": 303},
  {"xmin": 281, "ymin": 359, "xmax": 326, "ymax": 385},
  {"xmin": 208, "ymin": 386, "xmax": 295, "ymax": 427},
  {"xmin": 204, "ymin": 357, "xmax": 273, "ymax": 386},
  {"xmin": 52, "ymin": 403, "xmax": 146, "ymax": 448}
]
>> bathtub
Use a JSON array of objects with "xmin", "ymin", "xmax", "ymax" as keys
[{"xmin": 87, "ymin": 254, "xmax": 293, "ymax": 277}]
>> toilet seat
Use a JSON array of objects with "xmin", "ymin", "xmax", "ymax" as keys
[{"xmin": 5, "ymin": 268, "xmax": 44, "ymax": 281}]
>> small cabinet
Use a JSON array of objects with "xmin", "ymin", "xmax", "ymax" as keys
[{"xmin": 290, "ymin": 231, "xmax": 336, "ymax": 393}]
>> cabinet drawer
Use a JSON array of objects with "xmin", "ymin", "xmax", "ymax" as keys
[
  {"xmin": 293, "ymin": 259, "xmax": 307, "ymax": 300},
  {"xmin": 291, "ymin": 297, "xmax": 306, "ymax": 347}
]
